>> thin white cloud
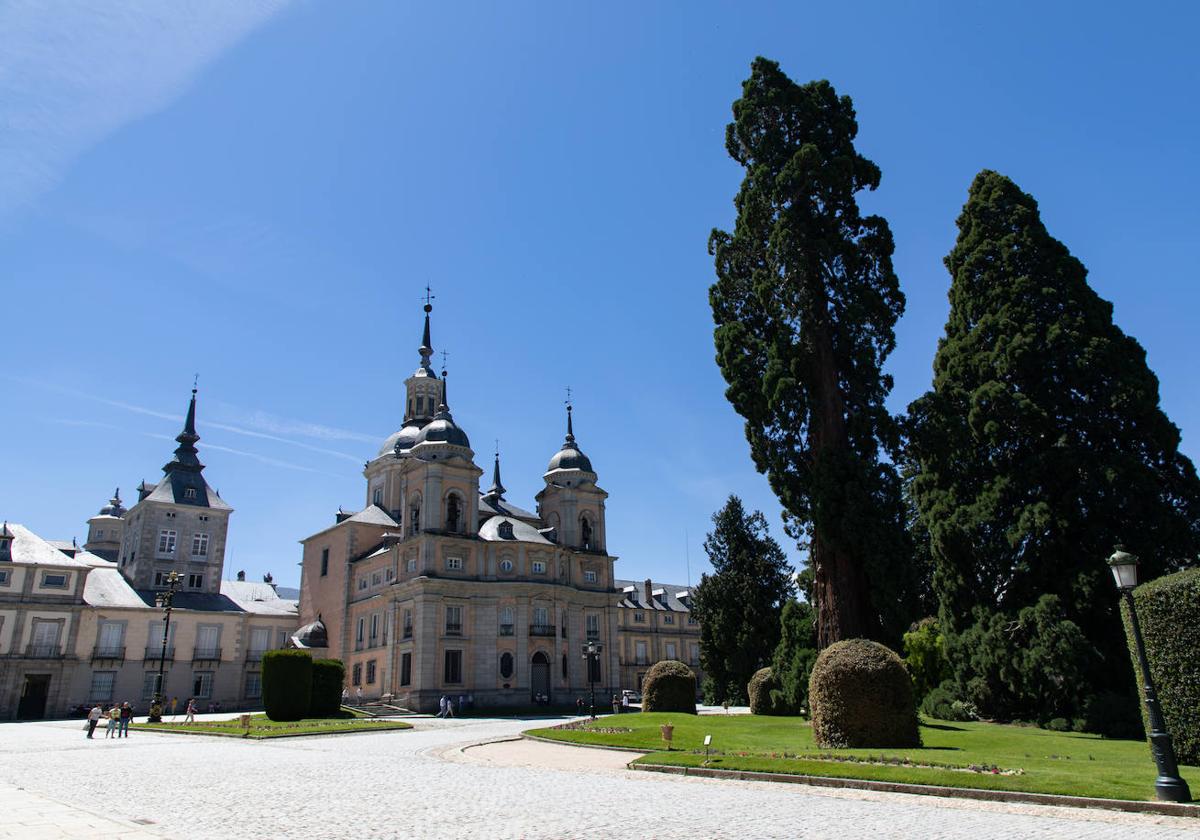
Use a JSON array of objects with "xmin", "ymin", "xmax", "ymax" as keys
[
  {"xmin": 210, "ymin": 402, "xmax": 379, "ymax": 445},
  {"xmin": 142, "ymin": 432, "xmax": 340, "ymax": 477},
  {"xmin": 0, "ymin": 0, "xmax": 291, "ymax": 218}
]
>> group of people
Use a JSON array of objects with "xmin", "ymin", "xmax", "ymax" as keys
[
  {"xmin": 437, "ymin": 694, "xmax": 468, "ymax": 717},
  {"xmin": 84, "ymin": 702, "xmax": 133, "ymax": 739}
]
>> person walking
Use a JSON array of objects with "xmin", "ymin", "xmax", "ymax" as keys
[
  {"xmin": 119, "ymin": 702, "xmax": 133, "ymax": 738},
  {"xmin": 341, "ymin": 687, "xmax": 350, "ymax": 706},
  {"xmin": 437, "ymin": 695, "xmax": 447, "ymax": 718},
  {"xmin": 105, "ymin": 704, "xmax": 120, "ymax": 739},
  {"xmin": 184, "ymin": 697, "xmax": 196, "ymax": 724},
  {"xmin": 86, "ymin": 704, "xmax": 102, "ymax": 739},
  {"xmin": 356, "ymin": 686, "xmax": 363, "ymax": 705}
]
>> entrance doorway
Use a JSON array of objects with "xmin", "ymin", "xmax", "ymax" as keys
[
  {"xmin": 18, "ymin": 674, "xmax": 50, "ymax": 720},
  {"xmin": 531, "ymin": 651, "xmax": 550, "ymax": 703}
]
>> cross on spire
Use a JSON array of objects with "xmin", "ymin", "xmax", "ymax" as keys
[{"xmin": 422, "ymin": 285, "xmax": 435, "ymax": 308}]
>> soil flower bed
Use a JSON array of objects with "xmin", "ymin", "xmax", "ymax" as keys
[{"xmin": 137, "ymin": 713, "xmax": 412, "ymax": 740}]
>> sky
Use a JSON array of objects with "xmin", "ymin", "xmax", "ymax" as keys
[{"xmin": 3, "ymin": 2, "xmax": 1198, "ymax": 589}]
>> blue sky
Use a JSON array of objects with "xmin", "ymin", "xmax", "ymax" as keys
[{"xmin": 3, "ymin": 2, "xmax": 1197, "ymax": 588}]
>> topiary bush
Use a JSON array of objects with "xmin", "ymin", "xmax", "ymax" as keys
[
  {"xmin": 641, "ymin": 660, "xmax": 697, "ymax": 714},
  {"xmin": 809, "ymin": 638, "xmax": 921, "ymax": 748},
  {"xmin": 310, "ymin": 658, "xmax": 346, "ymax": 717},
  {"xmin": 748, "ymin": 667, "xmax": 789, "ymax": 715},
  {"xmin": 262, "ymin": 649, "xmax": 313, "ymax": 721},
  {"xmin": 1122, "ymin": 567, "xmax": 1200, "ymax": 764}
]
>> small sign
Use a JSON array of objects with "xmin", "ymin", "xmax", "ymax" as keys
[{"xmin": 703, "ymin": 735, "xmax": 712, "ymax": 746}]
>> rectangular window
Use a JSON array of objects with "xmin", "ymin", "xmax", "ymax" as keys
[
  {"xmin": 385, "ymin": 568, "xmax": 394, "ymax": 581},
  {"xmin": 533, "ymin": 606, "xmax": 549, "ymax": 627},
  {"xmin": 187, "ymin": 573, "xmax": 204, "ymax": 589},
  {"xmin": 40, "ymin": 572, "xmax": 68, "ymax": 589},
  {"xmin": 248, "ymin": 627, "xmax": 271, "ymax": 660},
  {"xmin": 192, "ymin": 533, "xmax": 209, "ymax": 557},
  {"xmin": 633, "ymin": 611, "xmax": 645, "ymax": 623},
  {"xmin": 356, "ymin": 617, "xmax": 364, "ymax": 649},
  {"xmin": 586, "ymin": 613, "xmax": 600, "ymax": 639},
  {"xmin": 195, "ymin": 625, "xmax": 220, "ymax": 659},
  {"xmin": 406, "ymin": 557, "xmax": 417, "ymax": 572},
  {"xmin": 403, "ymin": 609, "xmax": 413, "ymax": 639},
  {"xmin": 320, "ymin": 548, "xmax": 329, "ymax": 577},
  {"xmin": 90, "ymin": 671, "xmax": 116, "ymax": 701},
  {"xmin": 97, "ymin": 621, "xmax": 124, "ymax": 657},
  {"xmin": 583, "ymin": 569, "xmax": 597, "ymax": 583},
  {"xmin": 635, "ymin": 640, "xmax": 648, "ymax": 664},
  {"xmin": 372, "ymin": 571, "xmax": 382, "ymax": 586},
  {"xmin": 358, "ymin": 577, "xmax": 368, "ymax": 591},
  {"xmin": 445, "ymin": 605, "xmax": 462, "ymax": 636},
  {"xmin": 192, "ymin": 671, "xmax": 214, "ymax": 699},
  {"xmin": 445, "ymin": 556, "xmax": 462, "ymax": 571},
  {"xmin": 531, "ymin": 560, "xmax": 546, "ymax": 574},
  {"xmin": 666, "ymin": 642, "xmax": 677, "ymax": 660},
  {"xmin": 687, "ymin": 615, "xmax": 698, "ymax": 625},
  {"xmin": 157, "ymin": 530, "xmax": 177, "ymax": 555},
  {"xmin": 352, "ymin": 663, "xmax": 362, "ymax": 686},
  {"xmin": 690, "ymin": 643, "xmax": 700, "ymax": 665},
  {"xmin": 370, "ymin": 614, "xmax": 379, "ymax": 642},
  {"xmin": 366, "ymin": 660, "xmax": 377, "ymax": 684},
  {"xmin": 444, "ymin": 649, "xmax": 463, "ymax": 684},
  {"xmin": 663, "ymin": 613, "xmax": 674, "ymax": 625},
  {"xmin": 245, "ymin": 672, "xmax": 262, "ymax": 699},
  {"xmin": 400, "ymin": 652, "xmax": 412, "ymax": 686},
  {"xmin": 0, "ymin": 569, "xmax": 9, "ymax": 586},
  {"xmin": 499, "ymin": 606, "xmax": 514, "ymax": 635},
  {"xmin": 95, "ymin": 529, "xmax": 104, "ymax": 539},
  {"xmin": 142, "ymin": 672, "xmax": 159, "ymax": 700},
  {"xmin": 30, "ymin": 620, "xmax": 61, "ymax": 656}
]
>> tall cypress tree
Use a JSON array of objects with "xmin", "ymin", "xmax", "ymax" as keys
[
  {"xmin": 690, "ymin": 495, "xmax": 794, "ymax": 704},
  {"xmin": 908, "ymin": 170, "xmax": 1200, "ymax": 691},
  {"xmin": 709, "ymin": 57, "xmax": 912, "ymax": 647}
]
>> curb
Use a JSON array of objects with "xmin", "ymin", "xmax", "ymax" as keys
[
  {"xmin": 133, "ymin": 722, "xmax": 412, "ymax": 740},
  {"xmin": 520, "ymin": 731, "xmax": 651, "ymax": 754},
  {"xmin": 630, "ymin": 762, "xmax": 1200, "ymax": 818}
]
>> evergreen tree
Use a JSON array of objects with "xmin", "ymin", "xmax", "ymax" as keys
[
  {"xmin": 771, "ymin": 598, "xmax": 818, "ymax": 712},
  {"xmin": 709, "ymin": 57, "xmax": 913, "ymax": 647},
  {"xmin": 907, "ymin": 170, "xmax": 1200, "ymax": 699},
  {"xmin": 691, "ymin": 495, "xmax": 794, "ymax": 704}
]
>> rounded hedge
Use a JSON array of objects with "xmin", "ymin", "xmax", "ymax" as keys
[
  {"xmin": 809, "ymin": 638, "xmax": 921, "ymax": 748},
  {"xmin": 748, "ymin": 667, "xmax": 789, "ymax": 715},
  {"xmin": 641, "ymin": 660, "xmax": 697, "ymax": 714},
  {"xmin": 1123, "ymin": 567, "xmax": 1200, "ymax": 764},
  {"xmin": 310, "ymin": 658, "xmax": 346, "ymax": 717},
  {"xmin": 262, "ymin": 649, "xmax": 313, "ymax": 721}
]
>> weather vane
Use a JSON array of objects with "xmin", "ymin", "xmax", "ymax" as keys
[
  {"xmin": 192, "ymin": 373, "xmax": 199, "ymax": 393},
  {"xmin": 565, "ymin": 385, "xmax": 573, "ymax": 408},
  {"xmin": 441, "ymin": 349, "xmax": 449, "ymax": 372},
  {"xmin": 423, "ymin": 285, "xmax": 435, "ymax": 307}
]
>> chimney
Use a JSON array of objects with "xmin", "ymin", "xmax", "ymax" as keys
[
  {"xmin": 335, "ymin": 507, "xmax": 352, "ymax": 524},
  {"xmin": 236, "ymin": 570, "xmax": 246, "ymax": 582},
  {"xmin": 644, "ymin": 578, "xmax": 652, "ymax": 605},
  {"xmin": 263, "ymin": 572, "xmax": 274, "ymax": 585}
]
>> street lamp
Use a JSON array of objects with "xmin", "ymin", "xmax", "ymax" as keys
[
  {"xmin": 1106, "ymin": 546, "xmax": 1192, "ymax": 803},
  {"xmin": 581, "ymin": 640, "xmax": 603, "ymax": 720},
  {"xmin": 147, "ymin": 570, "xmax": 181, "ymax": 723}
]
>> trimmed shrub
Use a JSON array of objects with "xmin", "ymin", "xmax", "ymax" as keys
[
  {"xmin": 809, "ymin": 638, "xmax": 921, "ymax": 748},
  {"xmin": 748, "ymin": 667, "xmax": 788, "ymax": 715},
  {"xmin": 262, "ymin": 649, "xmax": 313, "ymax": 721},
  {"xmin": 641, "ymin": 660, "xmax": 697, "ymax": 714},
  {"xmin": 310, "ymin": 658, "xmax": 346, "ymax": 717},
  {"xmin": 1044, "ymin": 717, "xmax": 1071, "ymax": 732},
  {"xmin": 919, "ymin": 680, "xmax": 977, "ymax": 722},
  {"xmin": 1122, "ymin": 568, "xmax": 1200, "ymax": 764}
]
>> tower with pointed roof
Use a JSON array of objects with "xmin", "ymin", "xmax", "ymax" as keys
[
  {"xmin": 84, "ymin": 488, "xmax": 127, "ymax": 562},
  {"xmin": 536, "ymin": 402, "xmax": 608, "ymax": 553},
  {"xmin": 118, "ymin": 388, "xmax": 232, "ymax": 594}
]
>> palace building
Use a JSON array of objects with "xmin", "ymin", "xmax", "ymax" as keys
[{"xmin": 297, "ymin": 301, "xmax": 703, "ymax": 712}]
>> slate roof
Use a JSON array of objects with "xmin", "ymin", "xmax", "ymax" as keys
[
  {"xmin": 478, "ymin": 515, "xmax": 554, "ymax": 545},
  {"xmin": 344, "ymin": 505, "xmax": 399, "ymax": 527},
  {"xmin": 1, "ymin": 523, "xmax": 91, "ymax": 568},
  {"xmin": 477, "ymin": 496, "xmax": 541, "ymax": 524},
  {"xmin": 143, "ymin": 474, "xmax": 232, "ymax": 511},
  {"xmin": 82, "ymin": 567, "xmax": 298, "ymax": 616},
  {"xmin": 614, "ymin": 578, "xmax": 693, "ymax": 612}
]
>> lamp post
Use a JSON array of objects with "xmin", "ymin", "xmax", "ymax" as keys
[
  {"xmin": 581, "ymin": 640, "xmax": 603, "ymax": 720},
  {"xmin": 147, "ymin": 570, "xmax": 181, "ymax": 723},
  {"xmin": 1106, "ymin": 546, "xmax": 1192, "ymax": 803}
]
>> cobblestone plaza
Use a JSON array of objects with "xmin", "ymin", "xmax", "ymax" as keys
[{"xmin": 1, "ymin": 716, "xmax": 1195, "ymax": 839}]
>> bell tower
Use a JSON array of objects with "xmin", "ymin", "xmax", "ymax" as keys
[{"xmin": 536, "ymin": 400, "xmax": 607, "ymax": 552}]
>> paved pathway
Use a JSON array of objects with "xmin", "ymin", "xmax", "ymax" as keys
[{"xmin": 1, "ymin": 715, "xmax": 1195, "ymax": 839}]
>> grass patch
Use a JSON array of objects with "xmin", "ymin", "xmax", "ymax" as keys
[
  {"xmin": 137, "ymin": 712, "xmax": 411, "ymax": 739},
  {"xmin": 527, "ymin": 712, "xmax": 1200, "ymax": 802}
]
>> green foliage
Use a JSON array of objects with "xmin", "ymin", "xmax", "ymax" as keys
[
  {"xmin": 691, "ymin": 495, "xmax": 793, "ymax": 705},
  {"xmin": 1123, "ymin": 568, "xmax": 1200, "ymax": 763},
  {"xmin": 709, "ymin": 57, "xmax": 916, "ymax": 647},
  {"xmin": 1077, "ymin": 690, "xmax": 1143, "ymax": 740},
  {"xmin": 641, "ymin": 660, "xmax": 697, "ymax": 714},
  {"xmin": 771, "ymin": 598, "xmax": 817, "ymax": 713},
  {"xmin": 262, "ymin": 649, "xmax": 313, "ymax": 722},
  {"xmin": 310, "ymin": 658, "xmax": 346, "ymax": 717},
  {"xmin": 919, "ymin": 680, "xmax": 978, "ymax": 722},
  {"xmin": 947, "ymin": 595, "xmax": 1096, "ymax": 723},
  {"xmin": 809, "ymin": 639, "xmax": 920, "ymax": 748},
  {"xmin": 902, "ymin": 618, "xmax": 949, "ymax": 701},
  {"xmin": 906, "ymin": 169, "xmax": 1200, "ymax": 703},
  {"xmin": 748, "ymin": 667, "xmax": 788, "ymax": 715}
]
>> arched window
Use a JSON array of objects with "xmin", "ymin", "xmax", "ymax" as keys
[
  {"xmin": 580, "ymin": 517, "xmax": 593, "ymax": 550},
  {"xmin": 409, "ymin": 495, "xmax": 422, "ymax": 536},
  {"xmin": 500, "ymin": 652, "xmax": 514, "ymax": 679},
  {"xmin": 445, "ymin": 493, "xmax": 461, "ymax": 533},
  {"xmin": 373, "ymin": 488, "xmax": 383, "ymax": 507}
]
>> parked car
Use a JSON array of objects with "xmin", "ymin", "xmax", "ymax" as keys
[{"xmin": 621, "ymin": 689, "xmax": 641, "ymax": 702}]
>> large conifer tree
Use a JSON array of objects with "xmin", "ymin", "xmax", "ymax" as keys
[
  {"xmin": 908, "ymin": 170, "xmax": 1200, "ymax": 690},
  {"xmin": 709, "ymin": 58, "xmax": 911, "ymax": 647}
]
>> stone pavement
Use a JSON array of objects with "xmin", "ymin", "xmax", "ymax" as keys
[{"xmin": 1, "ymin": 715, "xmax": 1196, "ymax": 839}]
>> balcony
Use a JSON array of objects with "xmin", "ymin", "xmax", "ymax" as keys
[
  {"xmin": 144, "ymin": 646, "xmax": 175, "ymax": 661},
  {"xmin": 91, "ymin": 646, "xmax": 126, "ymax": 662},
  {"xmin": 499, "ymin": 624, "xmax": 514, "ymax": 636},
  {"xmin": 192, "ymin": 647, "xmax": 222, "ymax": 662},
  {"xmin": 445, "ymin": 623, "xmax": 462, "ymax": 636},
  {"xmin": 529, "ymin": 624, "xmax": 555, "ymax": 637},
  {"xmin": 586, "ymin": 630, "xmax": 600, "ymax": 641},
  {"xmin": 402, "ymin": 627, "xmax": 413, "ymax": 639},
  {"xmin": 245, "ymin": 650, "xmax": 266, "ymax": 663},
  {"xmin": 24, "ymin": 645, "xmax": 64, "ymax": 659}
]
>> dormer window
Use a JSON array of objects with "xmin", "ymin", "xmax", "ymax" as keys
[
  {"xmin": 184, "ymin": 488, "xmax": 196, "ymax": 500},
  {"xmin": 498, "ymin": 521, "xmax": 514, "ymax": 540}
]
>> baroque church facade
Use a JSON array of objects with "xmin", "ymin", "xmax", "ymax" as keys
[{"xmin": 298, "ymin": 302, "xmax": 703, "ymax": 712}]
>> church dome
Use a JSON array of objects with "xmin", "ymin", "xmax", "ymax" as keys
[
  {"xmin": 414, "ymin": 414, "xmax": 471, "ymax": 449},
  {"xmin": 291, "ymin": 617, "xmax": 329, "ymax": 649},
  {"xmin": 379, "ymin": 423, "xmax": 421, "ymax": 456},
  {"xmin": 547, "ymin": 445, "xmax": 593, "ymax": 474},
  {"xmin": 97, "ymin": 490, "xmax": 127, "ymax": 518}
]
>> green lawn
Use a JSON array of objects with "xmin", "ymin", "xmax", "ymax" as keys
[
  {"xmin": 137, "ymin": 712, "xmax": 412, "ymax": 739},
  {"xmin": 527, "ymin": 712, "xmax": 1200, "ymax": 803}
]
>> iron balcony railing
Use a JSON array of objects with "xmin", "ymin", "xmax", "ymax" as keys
[
  {"xmin": 91, "ymin": 646, "xmax": 125, "ymax": 661},
  {"xmin": 144, "ymin": 646, "xmax": 175, "ymax": 661},
  {"xmin": 445, "ymin": 623, "xmax": 462, "ymax": 636},
  {"xmin": 25, "ymin": 644, "xmax": 65, "ymax": 659},
  {"xmin": 529, "ymin": 624, "xmax": 555, "ymax": 637},
  {"xmin": 499, "ymin": 624, "xmax": 514, "ymax": 636},
  {"xmin": 192, "ymin": 647, "xmax": 222, "ymax": 661},
  {"xmin": 403, "ymin": 626, "xmax": 413, "ymax": 639},
  {"xmin": 245, "ymin": 650, "xmax": 267, "ymax": 662}
]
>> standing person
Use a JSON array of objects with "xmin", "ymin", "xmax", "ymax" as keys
[
  {"xmin": 169, "ymin": 697, "xmax": 178, "ymax": 719},
  {"xmin": 437, "ymin": 695, "xmax": 447, "ymax": 718},
  {"xmin": 341, "ymin": 687, "xmax": 350, "ymax": 706},
  {"xmin": 356, "ymin": 686, "xmax": 363, "ymax": 705},
  {"xmin": 576, "ymin": 697, "xmax": 584, "ymax": 715},
  {"xmin": 621, "ymin": 693, "xmax": 631, "ymax": 713},
  {"xmin": 612, "ymin": 695, "xmax": 620, "ymax": 716},
  {"xmin": 105, "ymin": 704, "xmax": 119, "ymax": 739},
  {"xmin": 456, "ymin": 694, "xmax": 465, "ymax": 716},
  {"xmin": 184, "ymin": 697, "xmax": 196, "ymax": 724},
  {"xmin": 86, "ymin": 704, "xmax": 102, "ymax": 739},
  {"xmin": 119, "ymin": 702, "xmax": 132, "ymax": 738}
]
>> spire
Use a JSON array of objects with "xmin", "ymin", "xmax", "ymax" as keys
[
  {"xmin": 417, "ymin": 286, "xmax": 435, "ymax": 376},
  {"xmin": 163, "ymin": 386, "xmax": 206, "ymax": 485},
  {"xmin": 438, "ymin": 366, "xmax": 450, "ymax": 413},
  {"xmin": 564, "ymin": 388, "xmax": 576, "ymax": 445},
  {"xmin": 485, "ymin": 446, "xmax": 506, "ymax": 501}
]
